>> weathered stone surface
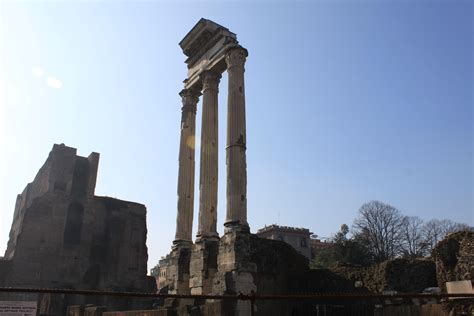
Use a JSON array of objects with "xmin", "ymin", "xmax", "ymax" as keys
[
  {"xmin": 175, "ymin": 89, "xmax": 200, "ymax": 245},
  {"xmin": 4, "ymin": 144, "xmax": 97, "ymax": 259},
  {"xmin": 197, "ymin": 71, "xmax": 221, "ymax": 239},
  {"xmin": 327, "ymin": 258, "xmax": 437, "ymax": 293},
  {"xmin": 224, "ymin": 47, "xmax": 249, "ymax": 233},
  {"xmin": 189, "ymin": 239, "xmax": 219, "ymax": 295},
  {"xmin": 0, "ymin": 259, "xmax": 11, "ymax": 285},
  {"xmin": 170, "ymin": 19, "xmax": 252, "ymax": 302},
  {"xmin": 0, "ymin": 144, "xmax": 155, "ymax": 311},
  {"xmin": 211, "ymin": 232, "xmax": 310, "ymax": 315},
  {"xmin": 166, "ymin": 246, "xmax": 192, "ymax": 294},
  {"xmin": 179, "ymin": 19, "xmax": 237, "ymax": 90},
  {"xmin": 432, "ymin": 230, "xmax": 474, "ymax": 292},
  {"xmin": 156, "ymin": 233, "xmax": 315, "ymax": 315}
]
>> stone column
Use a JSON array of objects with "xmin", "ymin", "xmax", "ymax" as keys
[
  {"xmin": 174, "ymin": 88, "xmax": 200, "ymax": 246},
  {"xmin": 190, "ymin": 71, "xmax": 221, "ymax": 295},
  {"xmin": 197, "ymin": 70, "xmax": 221, "ymax": 240},
  {"xmin": 225, "ymin": 46, "xmax": 249, "ymax": 233}
]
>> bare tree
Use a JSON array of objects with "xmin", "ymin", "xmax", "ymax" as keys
[
  {"xmin": 423, "ymin": 219, "xmax": 473, "ymax": 253},
  {"xmin": 422, "ymin": 219, "xmax": 444, "ymax": 252},
  {"xmin": 400, "ymin": 216, "xmax": 428, "ymax": 258},
  {"xmin": 352, "ymin": 201, "xmax": 404, "ymax": 263},
  {"xmin": 442, "ymin": 221, "xmax": 473, "ymax": 234}
]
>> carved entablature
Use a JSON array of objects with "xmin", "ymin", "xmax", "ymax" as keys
[{"xmin": 179, "ymin": 18, "xmax": 239, "ymax": 90}]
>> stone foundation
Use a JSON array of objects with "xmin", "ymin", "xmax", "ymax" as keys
[
  {"xmin": 189, "ymin": 239, "xmax": 219, "ymax": 295},
  {"xmin": 328, "ymin": 258, "xmax": 437, "ymax": 293},
  {"xmin": 153, "ymin": 232, "xmax": 310, "ymax": 315},
  {"xmin": 213, "ymin": 231, "xmax": 257, "ymax": 294},
  {"xmin": 153, "ymin": 232, "xmax": 447, "ymax": 315},
  {"xmin": 167, "ymin": 246, "xmax": 192, "ymax": 294}
]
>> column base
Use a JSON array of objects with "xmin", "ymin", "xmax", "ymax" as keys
[
  {"xmin": 172, "ymin": 239, "xmax": 193, "ymax": 250},
  {"xmin": 224, "ymin": 221, "xmax": 250, "ymax": 234},
  {"xmin": 189, "ymin": 237, "xmax": 220, "ymax": 295},
  {"xmin": 213, "ymin": 230, "xmax": 256, "ymax": 315},
  {"xmin": 195, "ymin": 232, "xmax": 220, "ymax": 243},
  {"xmin": 166, "ymin": 245, "xmax": 192, "ymax": 294}
]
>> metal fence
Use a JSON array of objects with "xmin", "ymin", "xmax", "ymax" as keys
[{"xmin": 0, "ymin": 287, "xmax": 473, "ymax": 316}]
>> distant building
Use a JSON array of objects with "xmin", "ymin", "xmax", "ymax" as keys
[
  {"xmin": 256, "ymin": 225, "xmax": 312, "ymax": 259},
  {"xmin": 155, "ymin": 255, "xmax": 171, "ymax": 290},
  {"xmin": 309, "ymin": 237, "xmax": 333, "ymax": 259}
]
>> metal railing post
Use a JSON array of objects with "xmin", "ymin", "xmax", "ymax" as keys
[{"xmin": 250, "ymin": 291, "xmax": 255, "ymax": 316}]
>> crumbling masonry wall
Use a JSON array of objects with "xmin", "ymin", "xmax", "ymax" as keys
[
  {"xmin": 432, "ymin": 230, "xmax": 474, "ymax": 292},
  {"xmin": 327, "ymin": 259, "xmax": 437, "ymax": 293},
  {"xmin": 0, "ymin": 144, "xmax": 155, "ymax": 312}
]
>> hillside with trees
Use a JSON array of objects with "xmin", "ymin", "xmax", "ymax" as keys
[{"xmin": 310, "ymin": 200, "xmax": 472, "ymax": 268}]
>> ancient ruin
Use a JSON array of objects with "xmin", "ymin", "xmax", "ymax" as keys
[
  {"xmin": 432, "ymin": 231, "xmax": 474, "ymax": 292},
  {"xmin": 153, "ymin": 18, "xmax": 329, "ymax": 316},
  {"xmin": 1, "ymin": 17, "xmax": 472, "ymax": 316},
  {"xmin": 166, "ymin": 18, "xmax": 251, "ymax": 299},
  {"xmin": 154, "ymin": 19, "xmax": 450, "ymax": 315},
  {"xmin": 0, "ymin": 144, "xmax": 155, "ymax": 312}
]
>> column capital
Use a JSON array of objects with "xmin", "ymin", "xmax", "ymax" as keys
[
  {"xmin": 200, "ymin": 70, "xmax": 222, "ymax": 91},
  {"xmin": 179, "ymin": 88, "xmax": 201, "ymax": 112},
  {"xmin": 225, "ymin": 46, "xmax": 248, "ymax": 69}
]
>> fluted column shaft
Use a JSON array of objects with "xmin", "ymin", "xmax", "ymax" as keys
[
  {"xmin": 174, "ymin": 88, "xmax": 200, "ymax": 245},
  {"xmin": 197, "ymin": 70, "xmax": 221, "ymax": 239},
  {"xmin": 225, "ymin": 47, "xmax": 249, "ymax": 232}
]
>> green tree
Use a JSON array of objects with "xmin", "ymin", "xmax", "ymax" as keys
[{"xmin": 310, "ymin": 224, "xmax": 371, "ymax": 268}]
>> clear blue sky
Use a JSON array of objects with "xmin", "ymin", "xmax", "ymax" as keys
[{"xmin": 1, "ymin": 0, "xmax": 472, "ymax": 270}]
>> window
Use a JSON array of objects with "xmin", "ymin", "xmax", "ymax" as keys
[{"xmin": 300, "ymin": 238, "xmax": 307, "ymax": 248}]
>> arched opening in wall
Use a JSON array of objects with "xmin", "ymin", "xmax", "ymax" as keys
[{"xmin": 63, "ymin": 202, "xmax": 84, "ymax": 245}]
